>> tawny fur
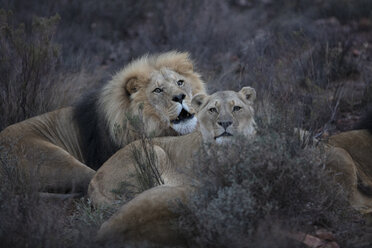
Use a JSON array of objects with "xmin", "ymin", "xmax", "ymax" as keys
[
  {"xmin": 99, "ymin": 51, "xmax": 204, "ymax": 146},
  {"xmin": 0, "ymin": 51, "xmax": 205, "ymax": 193},
  {"xmin": 297, "ymin": 110, "xmax": 372, "ymax": 215},
  {"xmin": 88, "ymin": 87, "xmax": 257, "ymax": 245},
  {"xmin": 0, "ymin": 107, "xmax": 95, "ymax": 192},
  {"xmin": 325, "ymin": 130, "xmax": 372, "ymax": 214}
]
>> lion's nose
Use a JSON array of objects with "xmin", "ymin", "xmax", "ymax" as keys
[
  {"xmin": 172, "ymin": 93, "xmax": 186, "ymax": 103},
  {"xmin": 218, "ymin": 121, "xmax": 232, "ymax": 130}
]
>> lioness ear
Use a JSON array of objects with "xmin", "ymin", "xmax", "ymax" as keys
[
  {"xmin": 125, "ymin": 77, "xmax": 139, "ymax": 96},
  {"xmin": 239, "ymin": 86, "xmax": 256, "ymax": 104},
  {"xmin": 191, "ymin": 93, "xmax": 208, "ymax": 112}
]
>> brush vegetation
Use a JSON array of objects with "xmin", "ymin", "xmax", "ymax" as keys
[{"xmin": 0, "ymin": 0, "xmax": 372, "ymax": 247}]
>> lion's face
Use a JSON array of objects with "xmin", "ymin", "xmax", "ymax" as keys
[
  {"xmin": 192, "ymin": 87, "xmax": 257, "ymax": 144},
  {"xmin": 100, "ymin": 51, "xmax": 205, "ymax": 147},
  {"xmin": 143, "ymin": 68, "xmax": 197, "ymax": 135}
]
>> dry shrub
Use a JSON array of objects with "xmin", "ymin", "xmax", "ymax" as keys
[
  {"xmin": 0, "ymin": 146, "xmax": 68, "ymax": 248},
  {"xmin": 0, "ymin": 10, "xmax": 60, "ymax": 129},
  {"xmin": 127, "ymin": 113, "xmax": 164, "ymax": 192},
  {"xmin": 223, "ymin": 14, "xmax": 367, "ymax": 135},
  {"xmin": 0, "ymin": 189, "xmax": 68, "ymax": 248},
  {"xmin": 0, "ymin": 142, "xmax": 112, "ymax": 248},
  {"xmin": 0, "ymin": 10, "xmax": 98, "ymax": 131},
  {"xmin": 175, "ymin": 98, "xmax": 367, "ymax": 247},
  {"xmin": 0, "ymin": 1, "xmax": 371, "ymax": 247},
  {"xmin": 0, "ymin": 188, "xmax": 118, "ymax": 248},
  {"xmin": 0, "ymin": 0, "xmax": 148, "ymax": 67},
  {"xmin": 110, "ymin": 107, "xmax": 164, "ymax": 202},
  {"xmin": 0, "ymin": 143, "xmax": 117, "ymax": 248},
  {"xmin": 178, "ymin": 126, "xmax": 365, "ymax": 248}
]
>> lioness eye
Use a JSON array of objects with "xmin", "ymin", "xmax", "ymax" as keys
[
  {"xmin": 209, "ymin": 107, "xmax": 217, "ymax": 113},
  {"xmin": 177, "ymin": 79, "xmax": 184, "ymax": 86},
  {"xmin": 153, "ymin": 88, "xmax": 163, "ymax": 93},
  {"xmin": 233, "ymin": 106, "xmax": 242, "ymax": 112}
]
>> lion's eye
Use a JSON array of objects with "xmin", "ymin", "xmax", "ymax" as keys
[
  {"xmin": 153, "ymin": 88, "xmax": 163, "ymax": 93},
  {"xmin": 177, "ymin": 79, "xmax": 184, "ymax": 86},
  {"xmin": 233, "ymin": 106, "xmax": 242, "ymax": 112},
  {"xmin": 209, "ymin": 107, "xmax": 218, "ymax": 113}
]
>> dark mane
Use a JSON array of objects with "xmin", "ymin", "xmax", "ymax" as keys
[
  {"xmin": 354, "ymin": 107, "xmax": 372, "ymax": 134},
  {"xmin": 73, "ymin": 89, "xmax": 119, "ymax": 170}
]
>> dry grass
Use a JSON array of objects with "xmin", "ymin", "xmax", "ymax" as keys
[
  {"xmin": 0, "ymin": 0, "xmax": 372, "ymax": 247},
  {"xmin": 177, "ymin": 108, "xmax": 366, "ymax": 247}
]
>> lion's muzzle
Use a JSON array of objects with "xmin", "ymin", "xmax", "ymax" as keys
[
  {"xmin": 171, "ymin": 109, "xmax": 194, "ymax": 124},
  {"xmin": 214, "ymin": 132, "xmax": 233, "ymax": 139}
]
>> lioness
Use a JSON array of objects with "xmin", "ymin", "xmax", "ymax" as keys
[
  {"xmin": 89, "ymin": 87, "xmax": 257, "ymax": 245},
  {"xmin": 297, "ymin": 112, "xmax": 372, "ymax": 215},
  {"xmin": 0, "ymin": 51, "xmax": 205, "ymax": 193},
  {"xmin": 325, "ymin": 118, "xmax": 372, "ymax": 214}
]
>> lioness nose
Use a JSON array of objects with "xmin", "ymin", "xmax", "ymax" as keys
[
  {"xmin": 218, "ymin": 121, "xmax": 233, "ymax": 130},
  {"xmin": 172, "ymin": 93, "xmax": 186, "ymax": 103}
]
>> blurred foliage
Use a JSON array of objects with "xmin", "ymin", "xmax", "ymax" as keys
[
  {"xmin": 0, "ymin": 10, "xmax": 60, "ymax": 130},
  {"xmin": 179, "ymin": 129, "xmax": 365, "ymax": 247},
  {"xmin": 0, "ymin": 0, "xmax": 371, "ymax": 247}
]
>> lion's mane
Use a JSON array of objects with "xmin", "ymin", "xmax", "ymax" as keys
[{"xmin": 74, "ymin": 52, "xmax": 204, "ymax": 170}]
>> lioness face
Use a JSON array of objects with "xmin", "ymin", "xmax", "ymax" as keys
[
  {"xmin": 192, "ymin": 87, "xmax": 257, "ymax": 144},
  {"xmin": 145, "ymin": 68, "xmax": 198, "ymax": 135}
]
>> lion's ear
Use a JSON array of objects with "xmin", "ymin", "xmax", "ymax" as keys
[
  {"xmin": 125, "ymin": 77, "xmax": 139, "ymax": 96},
  {"xmin": 239, "ymin": 86, "xmax": 256, "ymax": 104},
  {"xmin": 191, "ymin": 93, "xmax": 208, "ymax": 112}
]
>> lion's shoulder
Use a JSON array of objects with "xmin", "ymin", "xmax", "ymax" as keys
[{"xmin": 1, "ymin": 107, "xmax": 75, "ymax": 139}]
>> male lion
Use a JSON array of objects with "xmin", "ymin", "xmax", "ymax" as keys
[
  {"xmin": 88, "ymin": 87, "xmax": 257, "ymax": 245},
  {"xmin": 0, "ymin": 51, "xmax": 204, "ymax": 193}
]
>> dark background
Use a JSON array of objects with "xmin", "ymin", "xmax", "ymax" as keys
[
  {"xmin": 1, "ymin": 0, "xmax": 372, "ymax": 134},
  {"xmin": 0, "ymin": 1, "xmax": 372, "ymax": 247}
]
